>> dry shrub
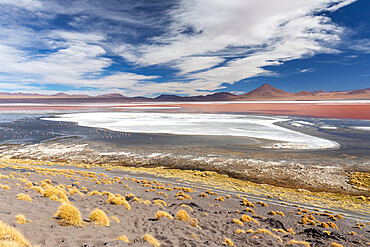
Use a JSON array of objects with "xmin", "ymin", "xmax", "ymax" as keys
[
  {"xmin": 223, "ymin": 237, "xmax": 234, "ymax": 246},
  {"xmin": 269, "ymin": 210, "xmax": 277, "ymax": 216},
  {"xmin": 89, "ymin": 208, "xmax": 110, "ymax": 226},
  {"xmin": 116, "ymin": 235, "xmax": 130, "ymax": 243},
  {"xmin": 54, "ymin": 203, "xmax": 83, "ymax": 227},
  {"xmin": 155, "ymin": 211, "xmax": 173, "ymax": 220},
  {"xmin": 16, "ymin": 194, "xmax": 31, "ymax": 202},
  {"xmin": 0, "ymin": 184, "xmax": 10, "ymax": 190},
  {"xmin": 272, "ymin": 228, "xmax": 288, "ymax": 235},
  {"xmin": 180, "ymin": 204, "xmax": 193, "ymax": 211},
  {"xmin": 30, "ymin": 186, "xmax": 44, "ymax": 194},
  {"xmin": 236, "ymin": 229, "xmax": 245, "ymax": 234},
  {"xmin": 200, "ymin": 193, "xmax": 208, "ymax": 197},
  {"xmin": 0, "ymin": 219, "xmax": 31, "ymax": 246},
  {"xmin": 286, "ymin": 239, "xmax": 310, "ymax": 247},
  {"xmin": 327, "ymin": 222, "xmax": 338, "ymax": 229},
  {"xmin": 176, "ymin": 210, "xmax": 190, "ymax": 221},
  {"xmin": 321, "ymin": 222, "xmax": 330, "ymax": 228},
  {"xmin": 143, "ymin": 233, "xmax": 160, "ymax": 247}
]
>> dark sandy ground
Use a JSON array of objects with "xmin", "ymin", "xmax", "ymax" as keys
[{"xmin": 0, "ymin": 160, "xmax": 369, "ymax": 247}]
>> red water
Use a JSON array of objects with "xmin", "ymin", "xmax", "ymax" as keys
[{"xmin": 1, "ymin": 102, "xmax": 369, "ymax": 119}]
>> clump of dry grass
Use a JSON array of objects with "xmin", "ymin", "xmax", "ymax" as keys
[
  {"xmin": 269, "ymin": 210, "xmax": 277, "ymax": 215},
  {"xmin": 256, "ymin": 229, "xmax": 282, "ymax": 242},
  {"xmin": 153, "ymin": 199, "xmax": 167, "ymax": 207},
  {"xmin": 176, "ymin": 210, "xmax": 190, "ymax": 221},
  {"xmin": 54, "ymin": 203, "xmax": 83, "ymax": 227},
  {"xmin": 286, "ymin": 239, "xmax": 310, "ymax": 247},
  {"xmin": 0, "ymin": 184, "xmax": 10, "ymax": 190},
  {"xmin": 180, "ymin": 204, "xmax": 193, "ymax": 211},
  {"xmin": 0, "ymin": 219, "xmax": 31, "ymax": 246},
  {"xmin": 327, "ymin": 222, "xmax": 338, "ymax": 229},
  {"xmin": 216, "ymin": 196, "xmax": 225, "ymax": 201},
  {"xmin": 287, "ymin": 228, "xmax": 295, "ymax": 234},
  {"xmin": 330, "ymin": 243, "xmax": 343, "ymax": 247},
  {"xmin": 15, "ymin": 214, "xmax": 31, "ymax": 224},
  {"xmin": 321, "ymin": 222, "xmax": 330, "ymax": 228},
  {"xmin": 106, "ymin": 194, "xmax": 131, "ymax": 210},
  {"xmin": 245, "ymin": 207, "xmax": 255, "ymax": 213},
  {"xmin": 155, "ymin": 211, "xmax": 173, "ymax": 220},
  {"xmin": 16, "ymin": 194, "xmax": 32, "ymax": 202},
  {"xmin": 232, "ymin": 219, "xmax": 244, "ymax": 226},
  {"xmin": 236, "ymin": 229, "xmax": 245, "ymax": 234},
  {"xmin": 89, "ymin": 208, "xmax": 110, "ymax": 226},
  {"xmin": 223, "ymin": 237, "xmax": 234, "ymax": 246},
  {"xmin": 240, "ymin": 214, "xmax": 260, "ymax": 226},
  {"xmin": 116, "ymin": 235, "xmax": 130, "ymax": 243},
  {"xmin": 272, "ymin": 228, "xmax": 288, "ymax": 235},
  {"xmin": 44, "ymin": 186, "xmax": 69, "ymax": 203},
  {"xmin": 111, "ymin": 216, "xmax": 120, "ymax": 223},
  {"xmin": 200, "ymin": 193, "xmax": 208, "ymax": 197},
  {"xmin": 143, "ymin": 233, "xmax": 160, "ymax": 247}
]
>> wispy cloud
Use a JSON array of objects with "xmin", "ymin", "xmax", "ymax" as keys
[{"xmin": 0, "ymin": 0, "xmax": 362, "ymax": 96}]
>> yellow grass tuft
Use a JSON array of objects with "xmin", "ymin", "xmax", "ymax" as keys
[
  {"xmin": 54, "ymin": 203, "xmax": 83, "ymax": 227},
  {"xmin": 256, "ymin": 229, "xmax": 282, "ymax": 242},
  {"xmin": 240, "ymin": 214, "xmax": 260, "ymax": 226},
  {"xmin": 30, "ymin": 186, "xmax": 44, "ymax": 194},
  {"xmin": 106, "ymin": 194, "xmax": 131, "ymax": 210},
  {"xmin": 0, "ymin": 184, "xmax": 10, "ymax": 190},
  {"xmin": 111, "ymin": 216, "xmax": 120, "ymax": 223},
  {"xmin": 155, "ymin": 211, "xmax": 173, "ymax": 220},
  {"xmin": 176, "ymin": 210, "xmax": 190, "ymax": 221},
  {"xmin": 223, "ymin": 237, "xmax": 234, "ymax": 246},
  {"xmin": 153, "ymin": 199, "xmax": 167, "ymax": 207},
  {"xmin": 89, "ymin": 208, "xmax": 110, "ymax": 226},
  {"xmin": 116, "ymin": 235, "xmax": 130, "ymax": 243},
  {"xmin": 245, "ymin": 207, "xmax": 255, "ymax": 213},
  {"xmin": 287, "ymin": 228, "xmax": 295, "ymax": 234},
  {"xmin": 330, "ymin": 243, "xmax": 343, "ymax": 247},
  {"xmin": 16, "ymin": 194, "xmax": 32, "ymax": 202},
  {"xmin": 44, "ymin": 186, "xmax": 69, "ymax": 203},
  {"xmin": 286, "ymin": 239, "xmax": 310, "ymax": 247},
  {"xmin": 143, "ymin": 233, "xmax": 160, "ymax": 247},
  {"xmin": 233, "ymin": 219, "xmax": 244, "ymax": 226},
  {"xmin": 321, "ymin": 222, "xmax": 330, "ymax": 228},
  {"xmin": 327, "ymin": 222, "xmax": 338, "ymax": 229},
  {"xmin": 269, "ymin": 210, "xmax": 277, "ymax": 215},
  {"xmin": 200, "ymin": 193, "xmax": 208, "ymax": 197},
  {"xmin": 15, "ymin": 215, "xmax": 31, "ymax": 225},
  {"xmin": 180, "ymin": 204, "xmax": 193, "ymax": 211},
  {"xmin": 349, "ymin": 231, "xmax": 356, "ymax": 235},
  {"xmin": 189, "ymin": 218, "xmax": 199, "ymax": 228},
  {"xmin": 236, "ymin": 229, "xmax": 245, "ymax": 234},
  {"xmin": 0, "ymin": 219, "xmax": 31, "ymax": 246},
  {"xmin": 272, "ymin": 228, "xmax": 288, "ymax": 235}
]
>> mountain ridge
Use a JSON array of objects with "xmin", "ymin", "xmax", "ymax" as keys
[{"xmin": 0, "ymin": 84, "xmax": 369, "ymax": 102}]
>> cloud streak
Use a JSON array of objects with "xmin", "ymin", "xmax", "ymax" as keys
[{"xmin": 0, "ymin": 0, "xmax": 362, "ymax": 96}]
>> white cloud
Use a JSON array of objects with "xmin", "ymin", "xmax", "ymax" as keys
[
  {"xmin": 124, "ymin": 0, "xmax": 354, "ymax": 92},
  {"xmin": 0, "ymin": 0, "xmax": 43, "ymax": 11}
]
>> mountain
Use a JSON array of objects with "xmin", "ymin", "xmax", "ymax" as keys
[
  {"xmin": 238, "ymin": 83, "xmax": 291, "ymax": 99},
  {"xmin": 0, "ymin": 83, "xmax": 369, "ymax": 103},
  {"xmin": 98, "ymin": 93, "xmax": 126, "ymax": 98}
]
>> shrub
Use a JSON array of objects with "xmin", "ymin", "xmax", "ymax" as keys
[
  {"xmin": 89, "ymin": 208, "xmax": 110, "ymax": 226},
  {"xmin": 269, "ymin": 210, "xmax": 277, "ymax": 216},
  {"xmin": 321, "ymin": 222, "xmax": 330, "ymax": 228},
  {"xmin": 240, "ymin": 214, "xmax": 260, "ymax": 225},
  {"xmin": 155, "ymin": 211, "xmax": 173, "ymax": 220},
  {"xmin": 236, "ymin": 229, "xmax": 245, "ymax": 234},
  {"xmin": 54, "ymin": 203, "xmax": 83, "ymax": 227},
  {"xmin": 256, "ymin": 229, "xmax": 282, "ymax": 242},
  {"xmin": 0, "ymin": 219, "xmax": 31, "ymax": 246},
  {"xmin": 16, "ymin": 194, "xmax": 32, "ymax": 202},
  {"xmin": 111, "ymin": 216, "xmax": 120, "ymax": 223},
  {"xmin": 245, "ymin": 207, "xmax": 255, "ymax": 213},
  {"xmin": 44, "ymin": 186, "xmax": 69, "ymax": 203},
  {"xmin": 143, "ymin": 233, "xmax": 160, "ymax": 247}
]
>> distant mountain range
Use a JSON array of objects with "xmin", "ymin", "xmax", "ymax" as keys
[{"xmin": 0, "ymin": 83, "xmax": 369, "ymax": 103}]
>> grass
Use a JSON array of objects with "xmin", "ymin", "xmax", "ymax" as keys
[
  {"xmin": 349, "ymin": 172, "xmax": 370, "ymax": 190},
  {"xmin": 54, "ymin": 203, "xmax": 83, "ymax": 227},
  {"xmin": 256, "ymin": 229, "xmax": 282, "ymax": 242},
  {"xmin": 116, "ymin": 235, "xmax": 130, "ymax": 243},
  {"xmin": 286, "ymin": 239, "xmax": 310, "ymax": 247},
  {"xmin": 223, "ymin": 237, "xmax": 234, "ymax": 246},
  {"xmin": 0, "ymin": 219, "xmax": 31, "ymax": 246},
  {"xmin": 16, "ymin": 194, "xmax": 32, "ymax": 202},
  {"xmin": 15, "ymin": 215, "xmax": 31, "ymax": 225},
  {"xmin": 89, "ymin": 208, "xmax": 110, "ymax": 226},
  {"xmin": 155, "ymin": 211, "xmax": 173, "ymax": 220},
  {"xmin": 176, "ymin": 210, "xmax": 190, "ymax": 221},
  {"xmin": 240, "ymin": 214, "xmax": 260, "ymax": 226},
  {"xmin": 232, "ymin": 219, "xmax": 244, "ymax": 226},
  {"xmin": 143, "ymin": 233, "xmax": 160, "ymax": 247}
]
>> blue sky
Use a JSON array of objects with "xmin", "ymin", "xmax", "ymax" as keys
[{"xmin": 0, "ymin": 0, "xmax": 368, "ymax": 96}]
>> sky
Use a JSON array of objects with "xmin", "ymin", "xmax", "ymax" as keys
[{"xmin": 0, "ymin": 0, "xmax": 369, "ymax": 97}]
